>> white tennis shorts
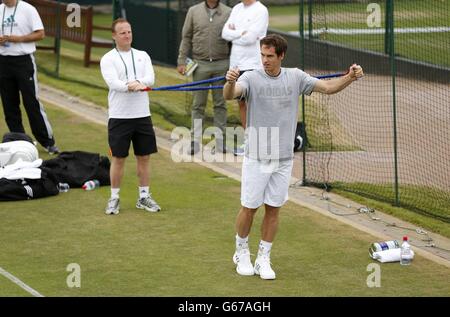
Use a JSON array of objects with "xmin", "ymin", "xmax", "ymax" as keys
[{"xmin": 241, "ymin": 157, "xmax": 294, "ymax": 209}]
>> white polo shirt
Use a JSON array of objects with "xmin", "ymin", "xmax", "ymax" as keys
[
  {"xmin": 0, "ymin": 1, "xmax": 44, "ymax": 56},
  {"xmin": 100, "ymin": 47, "xmax": 155, "ymax": 119}
]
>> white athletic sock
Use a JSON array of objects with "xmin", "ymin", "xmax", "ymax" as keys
[
  {"xmin": 139, "ymin": 186, "xmax": 149, "ymax": 199},
  {"xmin": 258, "ymin": 240, "xmax": 272, "ymax": 256},
  {"xmin": 236, "ymin": 234, "xmax": 249, "ymax": 249},
  {"xmin": 111, "ymin": 188, "xmax": 120, "ymax": 199}
]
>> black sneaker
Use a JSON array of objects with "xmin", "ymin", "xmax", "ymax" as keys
[{"xmin": 45, "ymin": 145, "xmax": 60, "ymax": 155}]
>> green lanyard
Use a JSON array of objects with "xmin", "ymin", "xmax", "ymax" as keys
[
  {"xmin": 115, "ymin": 48, "xmax": 137, "ymax": 81},
  {"xmin": 1, "ymin": 0, "xmax": 19, "ymax": 36}
]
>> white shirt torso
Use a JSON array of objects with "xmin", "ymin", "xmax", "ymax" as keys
[
  {"xmin": 221, "ymin": 1, "xmax": 268, "ymax": 70},
  {"xmin": 238, "ymin": 68, "xmax": 319, "ymax": 160},
  {"xmin": 100, "ymin": 48, "xmax": 155, "ymax": 119},
  {"xmin": 0, "ymin": 1, "xmax": 44, "ymax": 56}
]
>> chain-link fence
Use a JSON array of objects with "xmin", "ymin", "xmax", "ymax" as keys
[{"xmin": 292, "ymin": 0, "xmax": 449, "ymax": 222}]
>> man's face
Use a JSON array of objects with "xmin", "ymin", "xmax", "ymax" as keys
[
  {"xmin": 113, "ymin": 22, "xmax": 132, "ymax": 47},
  {"xmin": 260, "ymin": 45, "xmax": 284, "ymax": 73}
]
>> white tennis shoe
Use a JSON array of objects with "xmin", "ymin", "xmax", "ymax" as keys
[
  {"xmin": 233, "ymin": 247, "xmax": 255, "ymax": 276},
  {"xmin": 254, "ymin": 253, "xmax": 276, "ymax": 280},
  {"xmin": 105, "ymin": 197, "xmax": 120, "ymax": 215},
  {"xmin": 136, "ymin": 194, "xmax": 161, "ymax": 212}
]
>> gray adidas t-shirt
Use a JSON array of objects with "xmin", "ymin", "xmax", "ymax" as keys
[{"xmin": 238, "ymin": 68, "xmax": 318, "ymax": 160}]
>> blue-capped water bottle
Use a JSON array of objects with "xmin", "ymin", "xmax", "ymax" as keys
[{"xmin": 82, "ymin": 179, "xmax": 100, "ymax": 191}]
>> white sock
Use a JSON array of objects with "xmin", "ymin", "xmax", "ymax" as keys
[
  {"xmin": 236, "ymin": 234, "xmax": 249, "ymax": 249},
  {"xmin": 258, "ymin": 240, "xmax": 272, "ymax": 256},
  {"xmin": 139, "ymin": 186, "xmax": 149, "ymax": 199},
  {"xmin": 111, "ymin": 188, "xmax": 120, "ymax": 199}
]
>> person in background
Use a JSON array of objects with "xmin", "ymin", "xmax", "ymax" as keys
[
  {"xmin": 177, "ymin": 0, "xmax": 231, "ymax": 155},
  {"xmin": 0, "ymin": 0, "xmax": 59, "ymax": 154},
  {"xmin": 100, "ymin": 18, "xmax": 161, "ymax": 215},
  {"xmin": 221, "ymin": 0, "xmax": 268, "ymax": 155}
]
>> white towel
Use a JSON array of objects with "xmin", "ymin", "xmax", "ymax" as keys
[
  {"xmin": 370, "ymin": 248, "xmax": 415, "ymax": 263},
  {"xmin": 0, "ymin": 140, "xmax": 39, "ymax": 167},
  {"xmin": 0, "ymin": 159, "xmax": 43, "ymax": 180}
]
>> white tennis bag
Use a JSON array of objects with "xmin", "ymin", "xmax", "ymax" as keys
[{"xmin": 0, "ymin": 141, "xmax": 39, "ymax": 167}]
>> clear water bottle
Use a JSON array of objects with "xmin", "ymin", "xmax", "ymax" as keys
[
  {"xmin": 58, "ymin": 183, "xmax": 70, "ymax": 193},
  {"xmin": 82, "ymin": 179, "xmax": 100, "ymax": 191},
  {"xmin": 400, "ymin": 236, "xmax": 412, "ymax": 265}
]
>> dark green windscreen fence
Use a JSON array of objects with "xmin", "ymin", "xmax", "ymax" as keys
[
  {"xmin": 113, "ymin": 0, "xmax": 183, "ymax": 65},
  {"xmin": 294, "ymin": 0, "xmax": 449, "ymax": 222},
  {"xmin": 59, "ymin": 0, "xmax": 111, "ymax": 4}
]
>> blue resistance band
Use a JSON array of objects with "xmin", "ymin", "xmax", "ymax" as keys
[
  {"xmin": 146, "ymin": 72, "xmax": 346, "ymax": 92},
  {"xmin": 160, "ymin": 86, "xmax": 224, "ymax": 91},
  {"xmin": 151, "ymin": 76, "xmax": 226, "ymax": 91}
]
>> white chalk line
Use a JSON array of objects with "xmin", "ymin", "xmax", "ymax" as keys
[{"xmin": 0, "ymin": 266, "xmax": 44, "ymax": 297}]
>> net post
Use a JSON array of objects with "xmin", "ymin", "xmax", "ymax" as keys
[
  {"xmin": 55, "ymin": 0, "xmax": 62, "ymax": 77},
  {"xmin": 300, "ymin": 0, "xmax": 307, "ymax": 185},
  {"xmin": 388, "ymin": 0, "xmax": 399, "ymax": 206},
  {"xmin": 307, "ymin": 0, "xmax": 313, "ymax": 39},
  {"xmin": 384, "ymin": 0, "xmax": 392, "ymax": 54}
]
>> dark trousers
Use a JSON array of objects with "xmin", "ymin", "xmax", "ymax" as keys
[
  {"xmin": 191, "ymin": 59, "xmax": 229, "ymax": 151},
  {"xmin": 0, "ymin": 54, "xmax": 55, "ymax": 147}
]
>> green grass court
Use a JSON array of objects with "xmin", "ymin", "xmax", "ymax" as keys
[
  {"xmin": 1, "ymin": 2, "xmax": 449, "ymax": 296},
  {"xmin": 1, "ymin": 99, "xmax": 450, "ymax": 296}
]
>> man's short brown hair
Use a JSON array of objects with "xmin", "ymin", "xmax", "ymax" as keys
[
  {"xmin": 260, "ymin": 34, "xmax": 288, "ymax": 57},
  {"xmin": 112, "ymin": 18, "xmax": 130, "ymax": 33}
]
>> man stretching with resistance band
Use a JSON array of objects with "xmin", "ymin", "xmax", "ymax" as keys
[
  {"xmin": 100, "ymin": 18, "xmax": 161, "ymax": 215},
  {"xmin": 224, "ymin": 34, "xmax": 364, "ymax": 279}
]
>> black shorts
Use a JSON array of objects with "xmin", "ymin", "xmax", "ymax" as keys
[{"xmin": 108, "ymin": 116, "xmax": 157, "ymax": 158}]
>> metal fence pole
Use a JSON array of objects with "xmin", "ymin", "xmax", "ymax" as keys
[
  {"xmin": 112, "ymin": 0, "xmax": 126, "ymax": 20},
  {"xmin": 300, "ymin": 0, "xmax": 307, "ymax": 184},
  {"xmin": 388, "ymin": 0, "xmax": 399, "ymax": 205},
  {"xmin": 167, "ymin": 0, "xmax": 171, "ymax": 63},
  {"xmin": 54, "ymin": 0, "xmax": 61, "ymax": 77},
  {"xmin": 112, "ymin": 0, "xmax": 116, "ymax": 19},
  {"xmin": 308, "ymin": 0, "xmax": 313, "ymax": 39},
  {"xmin": 385, "ymin": 0, "xmax": 393, "ymax": 55}
]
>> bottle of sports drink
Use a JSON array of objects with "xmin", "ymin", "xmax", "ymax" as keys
[{"xmin": 82, "ymin": 179, "xmax": 100, "ymax": 191}]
